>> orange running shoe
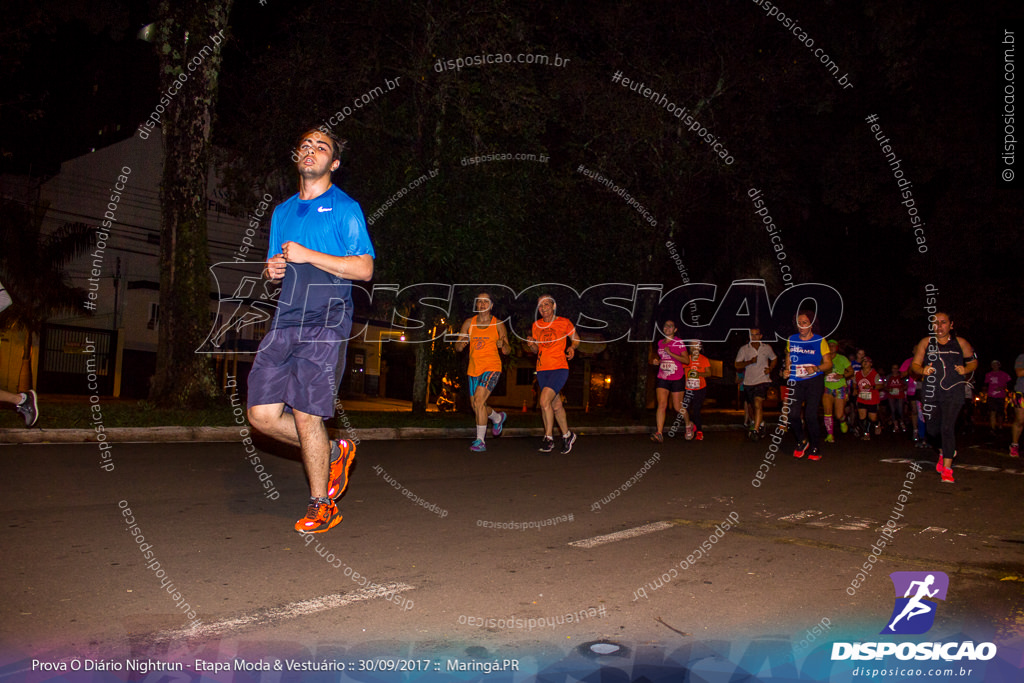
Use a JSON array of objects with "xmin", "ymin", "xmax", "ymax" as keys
[
  {"xmin": 327, "ymin": 439, "xmax": 356, "ymax": 500},
  {"xmin": 295, "ymin": 499, "xmax": 341, "ymax": 533}
]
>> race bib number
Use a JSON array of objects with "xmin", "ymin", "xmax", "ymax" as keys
[
  {"xmin": 660, "ymin": 361, "xmax": 677, "ymax": 374},
  {"xmin": 795, "ymin": 364, "xmax": 817, "ymax": 378},
  {"xmin": 826, "ymin": 372, "xmax": 841, "ymax": 383},
  {"xmin": 859, "ymin": 390, "xmax": 872, "ymax": 401},
  {"xmin": 686, "ymin": 377, "xmax": 701, "ymax": 389}
]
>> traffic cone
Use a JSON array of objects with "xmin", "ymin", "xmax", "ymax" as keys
[{"xmin": 522, "ymin": 400, "xmax": 527, "ymax": 412}]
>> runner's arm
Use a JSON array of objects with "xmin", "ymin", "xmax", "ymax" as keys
[
  {"xmin": 958, "ymin": 338, "xmax": 978, "ymax": 375},
  {"xmin": 911, "ymin": 338, "xmax": 933, "ymax": 375},
  {"xmin": 455, "ymin": 318, "xmax": 472, "ymax": 352},
  {"xmin": 566, "ymin": 328, "xmax": 581, "ymax": 360},
  {"xmin": 280, "ymin": 241, "xmax": 374, "ymax": 281},
  {"xmin": 496, "ymin": 321, "xmax": 512, "ymax": 355},
  {"xmin": 818, "ymin": 355, "xmax": 833, "ymax": 373}
]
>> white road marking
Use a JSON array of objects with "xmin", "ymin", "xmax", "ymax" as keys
[
  {"xmin": 569, "ymin": 521, "xmax": 674, "ymax": 548},
  {"xmin": 808, "ymin": 515, "xmax": 876, "ymax": 531},
  {"xmin": 779, "ymin": 509, "xmax": 823, "ymax": 522},
  {"xmin": 771, "ymin": 509, "xmax": 900, "ymax": 533},
  {"xmin": 148, "ymin": 582, "xmax": 414, "ymax": 643}
]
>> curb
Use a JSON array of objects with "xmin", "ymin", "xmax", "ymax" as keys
[{"xmin": 0, "ymin": 423, "xmax": 745, "ymax": 444}]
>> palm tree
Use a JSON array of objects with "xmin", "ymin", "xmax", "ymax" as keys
[{"xmin": 0, "ymin": 199, "xmax": 93, "ymax": 391}]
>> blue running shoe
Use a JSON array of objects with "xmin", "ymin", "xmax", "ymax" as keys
[{"xmin": 491, "ymin": 412, "xmax": 506, "ymax": 437}]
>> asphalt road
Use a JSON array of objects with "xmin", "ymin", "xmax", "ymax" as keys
[{"xmin": 2, "ymin": 427, "xmax": 1022, "ymax": 678}]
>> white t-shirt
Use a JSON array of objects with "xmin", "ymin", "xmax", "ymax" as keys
[{"xmin": 736, "ymin": 343, "xmax": 777, "ymax": 386}]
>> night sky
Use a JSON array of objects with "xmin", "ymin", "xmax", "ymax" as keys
[{"xmin": 2, "ymin": 0, "xmax": 1022, "ymax": 374}]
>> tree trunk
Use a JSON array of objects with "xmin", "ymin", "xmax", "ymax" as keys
[
  {"xmin": 632, "ymin": 344, "xmax": 650, "ymax": 413},
  {"xmin": 631, "ymin": 287, "xmax": 659, "ymax": 412},
  {"xmin": 411, "ymin": 342, "xmax": 430, "ymax": 414},
  {"xmin": 148, "ymin": 0, "xmax": 233, "ymax": 407}
]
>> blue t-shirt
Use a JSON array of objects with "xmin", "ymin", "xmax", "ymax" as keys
[
  {"xmin": 787, "ymin": 334, "xmax": 829, "ymax": 382},
  {"xmin": 268, "ymin": 185, "xmax": 375, "ymax": 331}
]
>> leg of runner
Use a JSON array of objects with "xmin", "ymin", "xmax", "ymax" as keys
[
  {"xmin": 654, "ymin": 386, "xmax": 669, "ymax": 439},
  {"xmin": 539, "ymin": 386, "xmax": 557, "ymax": 437},
  {"xmin": 823, "ymin": 391, "xmax": 835, "ymax": 442}
]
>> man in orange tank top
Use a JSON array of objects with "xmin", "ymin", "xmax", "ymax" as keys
[
  {"xmin": 527, "ymin": 294, "xmax": 580, "ymax": 454},
  {"xmin": 455, "ymin": 292, "xmax": 511, "ymax": 451}
]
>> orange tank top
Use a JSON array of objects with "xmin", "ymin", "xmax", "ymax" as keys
[
  {"xmin": 467, "ymin": 317, "xmax": 502, "ymax": 376},
  {"xmin": 532, "ymin": 317, "xmax": 575, "ymax": 371}
]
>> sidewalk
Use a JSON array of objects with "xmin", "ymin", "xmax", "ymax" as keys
[
  {"xmin": 0, "ymin": 423, "xmax": 755, "ymax": 444},
  {"xmin": 0, "ymin": 405, "xmax": 753, "ymax": 444}
]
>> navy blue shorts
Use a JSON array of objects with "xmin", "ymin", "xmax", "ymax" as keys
[
  {"xmin": 247, "ymin": 326, "xmax": 346, "ymax": 419},
  {"xmin": 537, "ymin": 368, "xmax": 569, "ymax": 394}
]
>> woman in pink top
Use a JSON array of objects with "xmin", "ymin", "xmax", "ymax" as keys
[{"xmin": 650, "ymin": 320, "xmax": 688, "ymax": 442}]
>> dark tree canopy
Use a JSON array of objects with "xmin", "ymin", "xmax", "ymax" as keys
[{"xmin": 2, "ymin": 0, "xmax": 1020, "ymax": 406}]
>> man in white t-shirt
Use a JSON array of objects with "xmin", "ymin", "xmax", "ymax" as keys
[{"xmin": 734, "ymin": 328, "xmax": 778, "ymax": 436}]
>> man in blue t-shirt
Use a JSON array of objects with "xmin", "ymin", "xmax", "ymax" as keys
[
  {"xmin": 247, "ymin": 128, "xmax": 375, "ymax": 534},
  {"xmin": 784, "ymin": 311, "xmax": 832, "ymax": 461}
]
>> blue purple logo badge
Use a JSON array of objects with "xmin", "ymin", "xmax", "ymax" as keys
[{"xmin": 881, "ymin": 571, "xmax": 949, "ymax": 635}]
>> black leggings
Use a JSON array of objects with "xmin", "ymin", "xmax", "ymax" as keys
[
  {"xmin": 789, "ymin": 374, "xmax": 825, "ymax": 448},
  {"xmin": 925, "ymin": 397, "xmax": 964, "ymax": 457},
  {"xmin": 683, "ymin": 387, "xmax": 706, "ymax": 431}
]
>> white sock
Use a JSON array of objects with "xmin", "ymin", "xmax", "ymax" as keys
[
  {"xmin": 476, "ymin": 425, "xmax": 486, "ymax": 441},
  {"xmin": 489, "ymin": 410, "xmax": 501, "ymax": 423}
]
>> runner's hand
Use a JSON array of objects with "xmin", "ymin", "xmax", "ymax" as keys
[
  {"xmin": 266, "ymin": 253, "xmax": 286, "ymax": 279},
  {"xmin": 281, "ymin": 241, "xmax": 312, "ymax": 264}
]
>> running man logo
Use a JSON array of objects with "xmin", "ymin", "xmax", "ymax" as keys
[
  {"xmin": 881, "ymin": 571, "xmax": 949, "ymax": 635},
  {"xmin": 198, "ymin": 266, "xmax": 282, "ymax": 352}
]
